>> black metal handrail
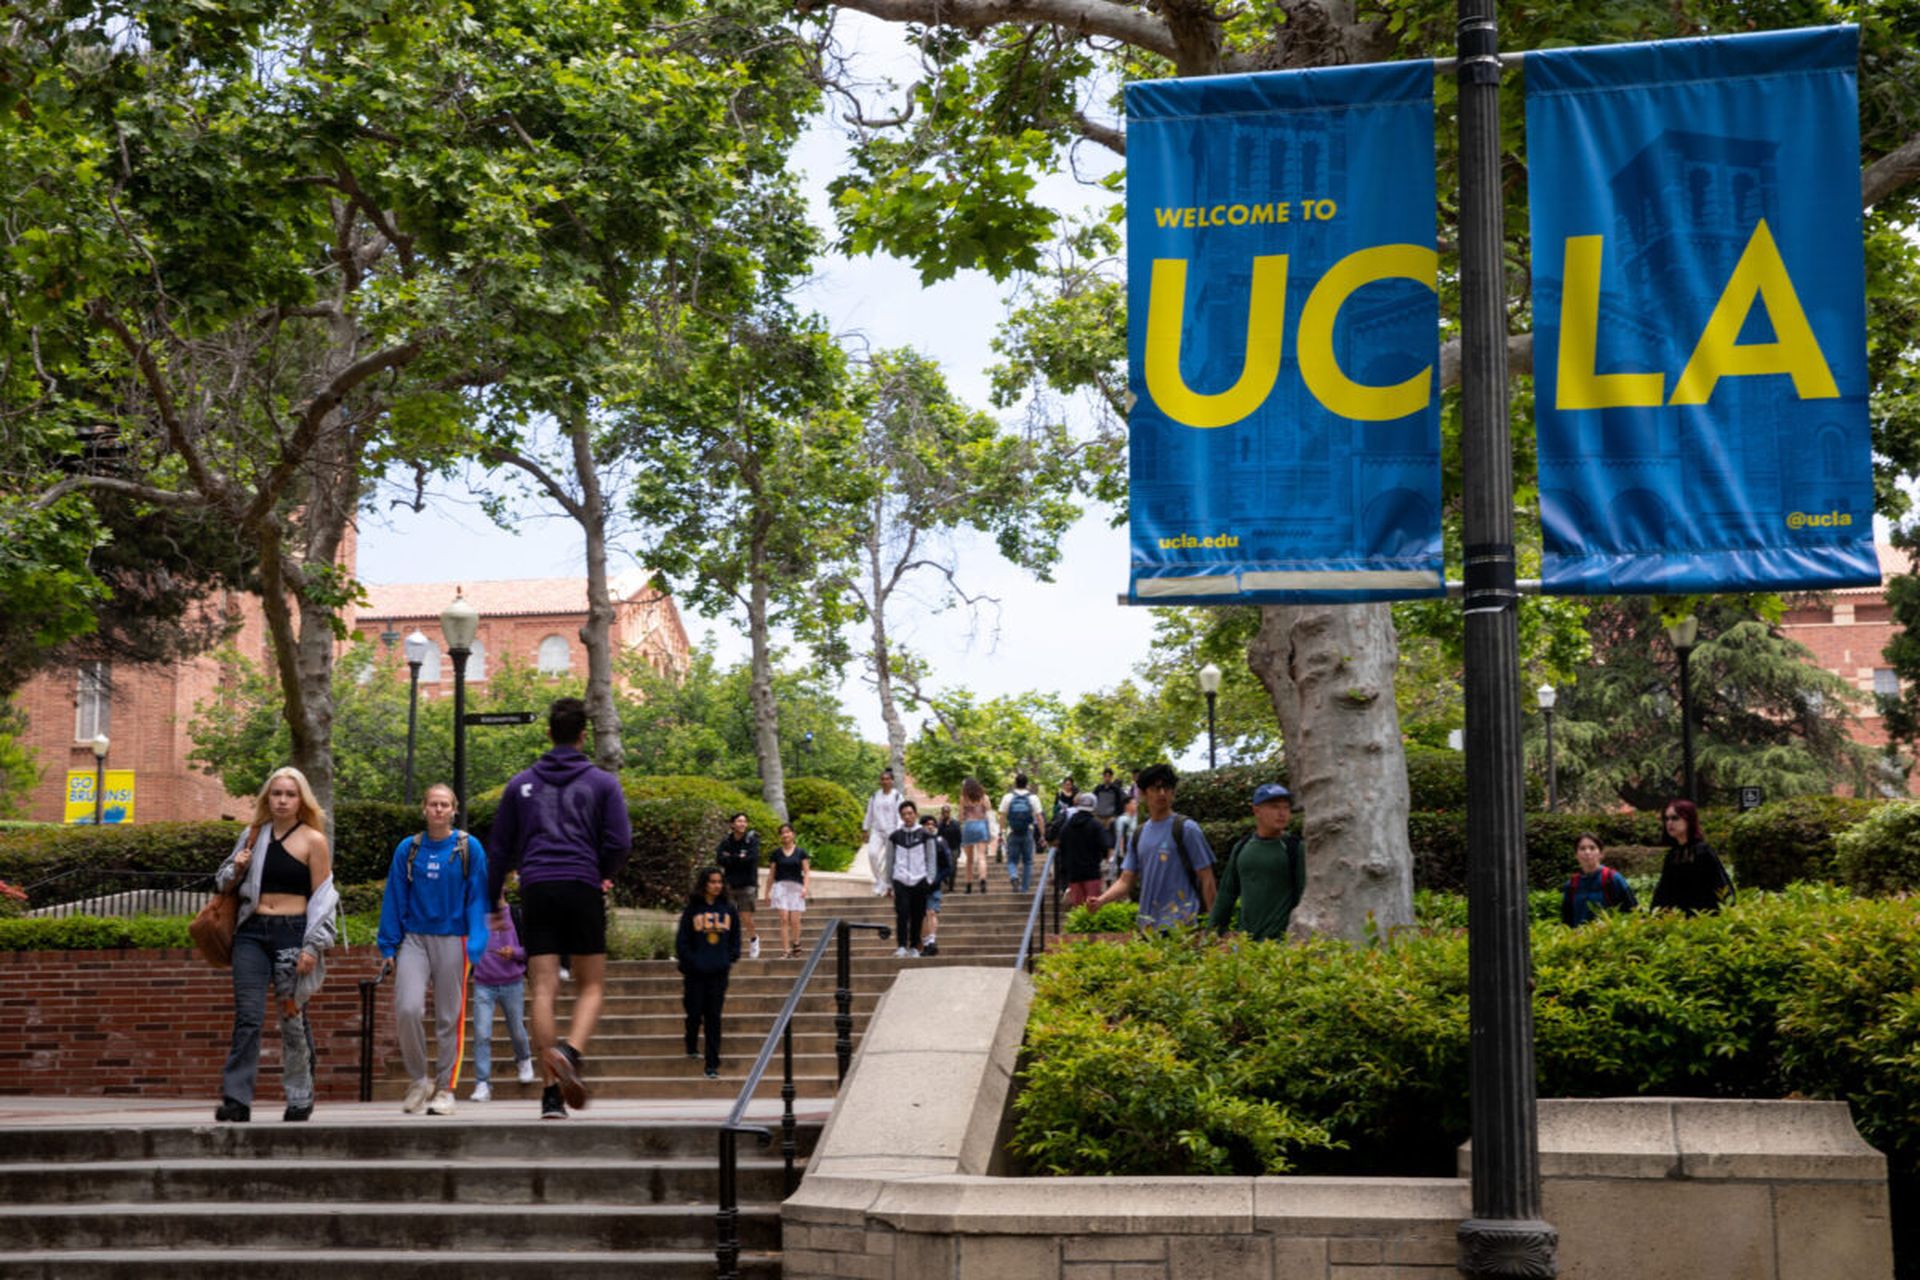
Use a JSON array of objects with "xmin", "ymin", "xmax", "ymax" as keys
[
  {"xmin": 716, "ymin": 916, "xmax": 890, "ymax": 1280},
  {"xmin": 358, "ymin": 960, "xmax": 393, "ymax": 1103},
  {"xmin": 1013, "ymin": 847, "xmax": 1060, "ymax": 972}
]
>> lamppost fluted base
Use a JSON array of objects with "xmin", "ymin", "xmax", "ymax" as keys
[{"xmin": 1458, "ymin": 1218, "xmax": 1558, "ymax": 1278}]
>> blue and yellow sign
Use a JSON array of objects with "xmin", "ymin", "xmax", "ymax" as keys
[
  {"xmin": 1126, "ymin": 61, "xmax": 1444, "ymax": 604},
  {"xmin": 65, "ymin": 770, "xmax": 135, "ymax": 825},
  {"xmin": 1528, "ymin": 27, "xmax": 1877, "ymax": 594}
]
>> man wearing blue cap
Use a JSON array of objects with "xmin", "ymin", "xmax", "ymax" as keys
[{"xmin": 1209, "ymin": 783, "xmax": 1306, "ymax": 941}]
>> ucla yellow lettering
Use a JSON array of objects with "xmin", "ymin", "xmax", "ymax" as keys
[
  {"xmin": 1295, "ymin": 243, "xmax": 1438, "ymax": 421},
  {"xmin": 1155, "ymin": 208, "xmax": 1182, "ymax": 229},
  {"xmin": 1556, "ymin": 235, "xmax": 1664, "ymax": 409},
  {"xmin": 1182, "ymin": 208, "xmax": 1197, "ymax": 228},
  {"xmin": 1669, "ymin": 219, "xmax": 1840, "ymax": 406},
  {"xmin": 1228, "ymin": 205, "xmax": 1249, "ymax": 226},
  {"xmin": 1251, "ymin": 204, "xmax": 1275, "ymax": 225},
  {"xmin": 1144, "ymin": 256, "xmax": 1290, "ymax": 429}
]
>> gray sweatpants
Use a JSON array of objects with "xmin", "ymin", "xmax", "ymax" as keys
[{"xmin": 394, "ymin": 933, "xmax": 468, "ymax": 1088}]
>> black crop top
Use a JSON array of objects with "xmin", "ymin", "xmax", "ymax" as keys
[{"xmin": 259, "ymin": 831, "xmax": 310, "ymax": 897}]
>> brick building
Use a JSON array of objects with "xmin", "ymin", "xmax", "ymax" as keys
[
  {"xmin": 12, "ymin": 563, "xmax": 689, "ymax": 824},
  {"xmin": 1779, "ymin": 543, "xmax": 1912, "ymax": 752}
]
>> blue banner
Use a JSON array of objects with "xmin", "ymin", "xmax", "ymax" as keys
[
  {"xmin": 1528, "ymin": 27, "xmax": 1877, "ymax": 595},
  {"xmin": 1126, "ymin": 62, "xmax": 1444, "ymax": 604}
]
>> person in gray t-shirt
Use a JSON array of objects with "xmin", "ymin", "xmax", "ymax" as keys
[{"xmin": 1089, "ymin": 763, "xmax": 1215, "ymax": 928}]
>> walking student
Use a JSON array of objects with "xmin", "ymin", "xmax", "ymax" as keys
[
  {"xmin": 1561, "ymin": 832, "xmax": 1638, "ymax": 927},
  {"xmin": 957, "ymin": 777, "xmax": 993, "ymax": 894},
  {"xmin": 488, "ymin": 697, "xmax": 632, "ymax": 1119},
  {"xmin": 860, "ymin": 768, "xmax": 905, "ymax": 896},
  {"xmin": 676, "ymin": 866, "xmax": 739, "ymax": 1078},
  {"xmin": 1055, "ymin": 792, "xmax": 1111, "ymax": 906},
  {"xmin": 1209, "ymin": 783, "xmax": 1306, "ymax": 942},
  {"xmin": 768, "ymin": 823, "xmax": 812, "ymax": 958},
  {"xmin": 715, "ymin": 812, "xmax": 763, "ymax": 960},
  {"xmin": 469, "ymin": 897, "xmax": 536, "ymax": 1101},
  {"xmin": 916, "ymin": 813, "xmax": 956, "ymax": 956},
  {"xmin": 214, "ymin": 766, "xmax": 338, "ymax": 1123},
  {"xmin": 1091, "ymin": 763, "xmax": 1216, "ymax": 929},
  {"xmin": 998, "ymin": 773, "xmax": 1045, "ymax": 895},
  {"xmin": 378, "ymin": 783, "xmax": 490, "ymax": 1116},
  {"xmin": 882, "ymin": 799, "xmax": 941, "ymax": 956}
]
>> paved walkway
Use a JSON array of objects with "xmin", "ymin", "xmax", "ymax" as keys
[{"xmin": 0, "ymin": 1094, "xmax": 835, "ymax": 1127}]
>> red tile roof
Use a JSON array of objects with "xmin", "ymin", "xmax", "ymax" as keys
[{"xmin": 360, "ymin": 573, "xmax": 659, "ymax": 620}]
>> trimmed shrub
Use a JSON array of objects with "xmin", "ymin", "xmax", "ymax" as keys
[
  {"xmin": 606, "ymin": 918, "xmax": 675, "ymax": 961},
  {"xmin": 1410, "ymin": 809, "xmax": 1667, "ymax": 894},
  {"xmin": 783, "ymin": 776, "xmax": 862, "ymax": 874},
  {"xmin": 1017, "ymin": 890, "xmax": 1920, "ymax": 1190},
  {"xmin": 1833, "ymin": 802, "xmax": 1920, "ymax": 896},
  {"xmin": 1721, "ymin": 795, "xmax": 1881, "ymax": 890},
  {"xmin": 1167, "ymin": 762, "xmax": 1287, "ymax": 823},
  {"xmin": 334, "ymin": 801, "xmax": 426, "ymax": 884},
  {"xmin": 337, "ymin": 880, "xmax": 387, "ymax": 917},
  {"xmin": 0, "ymin": 912, "xmax": 382, "ymax": 952},
  {"xmin": 1063, "ymin": 901, "xmax": 1139, "ymax": 933},
  {"xmin": 0, "ymin": 822, "xmax": 241, "ymax": 908}
]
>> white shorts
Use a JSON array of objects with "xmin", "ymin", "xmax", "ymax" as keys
[{"xmin": 770, "ymin": 880, "xmax": 806, "ymax": 913}]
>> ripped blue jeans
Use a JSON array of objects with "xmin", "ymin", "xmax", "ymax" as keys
[{"xmin": 221, "ymin": 914, "xmax": 316, "ymax": 1107}]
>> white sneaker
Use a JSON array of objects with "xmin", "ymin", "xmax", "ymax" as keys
[
  {"xmin": 749, "ymin": 936, "xmax": 761, "ymax": 959},
  {"xmin": 427, "ymin": 1088, "xmax": 457, "ymax": 1116},
  {"xmin": 470, "ymin": 1081, "xmax": 492, "ymax": 1102},
  {"xmin": 401, "ymin": 1078, "xmax": 432, "ymax": 1114},
  {"xmin": 893, "ymin": 946, "xmax": 910, "ymax": 958},
  {"xmin": 516, "ymin": 1059, "xmax": 536, "ymax": 1085},
  {"xmin": 558, "ymin": 967, "xmax": 571, "ymax": 983}
]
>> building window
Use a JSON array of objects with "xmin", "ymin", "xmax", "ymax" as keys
[
  {"xmin": 467, "ymin": 639, "xmax": 486, "ymax": 681},
  {"xmin": 1873, "ymin": 668, "xmax": 1900, "ymax": 698},
  {"xmin": 75, "ymin": 662, "xmax": 112, "ymax": 741},
  {"xmin": 420, "ymin": 645, "xmax": 443, "ymax": 683},
  {"xmin": 538, "ymin": 634, "xmax": 571, "ymax": 675}
]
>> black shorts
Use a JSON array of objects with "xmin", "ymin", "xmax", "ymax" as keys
[{"xmin": 520, "ymin": 879, "xmax": 608, "ymax": 958}]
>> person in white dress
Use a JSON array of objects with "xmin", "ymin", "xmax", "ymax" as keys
[{"xmin": 860, "ymin": 767, "xmax": 905, "ymax": 896}]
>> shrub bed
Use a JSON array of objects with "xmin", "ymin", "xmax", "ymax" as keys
[
  {"xmin": 1017, "ymin": 888, "xmax": 1920, "ymax": 1194},
  {"xmin": 1834, "ymin": 802, "xmax": 1920, "ymax": 896},
  {"xmin": 0, "ymin": 912, "xmax": 383, "ymax": 952},
  {"xmin": 784, "ymin": 776, "xmax": 862, "ymax": 873},
  {"xmin": 1722, "ymin": 795, "xmax": 1879, "ymax": 890}
]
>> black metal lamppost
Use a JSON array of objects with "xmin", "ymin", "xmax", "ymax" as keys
[
  {"xmin": 402, "ymin": 630, "xmax": 431, "ymax": 805},
  {"xmin": 1666, "ymin": 615, "xmax": 1699, "ymax": 804},
  {"xmin": 1198, "ymin": 662, "xmax": 1221, "ymax": 769},
  {"xmin": 439, "ymin": 593, "xmax": 480, "ymax": 830},
  {"xmin": 90, "ymin": 733, "xmax": 110, "ymax": 825},
  {"xmin": 1536, "ymin": 683, "xmax": 1557, "ymax": 812}
]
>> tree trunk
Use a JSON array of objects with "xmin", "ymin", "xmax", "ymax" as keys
[
  {"xmin": 568, "ymin": 407, "xmax": 625, "ymax": 771},
  {"xmin": 865, "ymin": 522, "xmax": 908, "ymax": 781},
  {"xmin": 1247, "ymin": 603, "xmax": 1413, "ymax": 942},
  {"xmin": 746, "ymin": 527, "xmax": 788, "ymax": 820}
]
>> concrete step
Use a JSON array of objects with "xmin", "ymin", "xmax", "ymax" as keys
[
  {"xmin": 0, "ymin": 1249, "xmax": 781, "ymax": 1279},
  {"xmin": 417, "ymin": 1029, "xmax": 855, "ymax": 1064},
  {"xmin": 455, "ymin": 1008, "xmax": 872, "ymax": 1039},
  {"xmin": 2, "ymin": 1202, "xmax": 781, "ymax": 1253},
  {"xmin": 0, "ymin": 1155, "xmax": 799, "ymax": 1205},
  {"xmin": 371, "ymin": 1072, "xmax": 842, "ymax": 1103}
]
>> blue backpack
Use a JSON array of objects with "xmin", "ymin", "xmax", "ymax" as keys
[{"xmin": 1007, "ymin": 793, "xmax": 1035, "ymax": 832}]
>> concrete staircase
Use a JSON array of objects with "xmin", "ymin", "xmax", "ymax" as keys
[
  {"xmin": 0, "ymin": 880, "xmax": 1044, "ymax": 1278},
  {"xmin": 374, "ymin": 886, "xmax": 1040, "ymax": 1106}
]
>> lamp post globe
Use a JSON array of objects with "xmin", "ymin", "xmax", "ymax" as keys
[
  {"xmin": 90, "ymin": 734, "xmax": 110, "ymax": 826},
  {"xmin": 1535, "ymin": 684, "xmax": 1557, "ymax": 812},
  {"xmin": 440, "ymin": 593, "xmax": 481, "ymax": 828},
  {"xmin": 1197, "ymin": 663, "xmax": 1222, "ymax": 770}
]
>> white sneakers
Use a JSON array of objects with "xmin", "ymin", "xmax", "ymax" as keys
[
  {"xmin": 893, "ymin": 946, "xmax": 910, "ymax": 957},
  {"xmin": 470, "ymin": 1081, "xmax": 492, "ymax": 1102},
  {"xmin": 401, "ymin": 1078, "xmax": 432, "ymax": 1114},
  {"xmin": 516, "ymin": 1058, "xmax": 536, "ymax": 1085},
  {"xmin": 427, "ymin": 1088, "xmax": 457, "ymax": 1116},
  {"xmin": 749, "ymin": 937, "xmax": 761, "ymax": 960}
]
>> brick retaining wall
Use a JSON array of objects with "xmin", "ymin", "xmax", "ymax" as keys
[{"xmin": 0, "ymin": 946, "xmax": 396, "ymax": 1101}]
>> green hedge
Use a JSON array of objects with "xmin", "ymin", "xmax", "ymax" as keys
[
  {"xmin": 783, "ymin": 776, "xmax": 861, "ymax": 874},
  {"xmin": 0, "ymin": 822, "xmax": 241, "ymax": 908},
  {"xmin": 1016, "ymin": 888, "xmax": 1920, "ymax": 1189},
  {"xmin": 1834, "ymin": 803, "xmax": 1920, "ymax": 896},
  {"xmin": 1168, "ymin": 763, "xmax": 1288, "ymax": 823},
  {"xmin": 1720, "ymin": 795, "xmax": 1879, "ymax": 891},
  {"xmin": 0, "ymin": 912, "xmax": 383, "ymax": 952}
]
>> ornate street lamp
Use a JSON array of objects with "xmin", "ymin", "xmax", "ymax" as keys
[
  {"xmin": 1536, "ymin": 683, "xmax": 1557, "ymax": 812},
  {"xmin": 1197, "ymin": 663, "xmax": 1222, "ymax": 770},
  {"xmin": 90, "ymin": 733, "xmax": 110, "ymax": 825},
  {"xmin": 402, "ymin": 630, "xmax": 432, "ymax": 806},
  {"xmin": 1666, "ymin": 616, "xmax": 1700, "ymax": 804},
  {"xmin": 439, "ymin": 593, "xmax": 480, "ymax": 828}
]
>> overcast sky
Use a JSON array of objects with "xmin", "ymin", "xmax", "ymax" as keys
[{"xmin": 355, "ymin": 14, "xmax": 1160, "ymax": 745}]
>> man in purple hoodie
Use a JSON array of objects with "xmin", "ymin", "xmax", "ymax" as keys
[{"xmin": 488, "ymin": 697, "xmax": 632, "ymax": 1119}]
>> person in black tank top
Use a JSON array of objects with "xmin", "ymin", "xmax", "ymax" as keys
[{"xmin": 767, "ymin": 824, "xmax": 811, "ymax": 958}]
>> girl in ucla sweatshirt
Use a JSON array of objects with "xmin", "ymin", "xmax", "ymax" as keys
[{"xmin": 675, "ymin": 866, "xmax": 739, "ymax": 1078}]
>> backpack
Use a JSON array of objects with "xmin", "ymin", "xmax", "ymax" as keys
[
  {"xmin": 1567, "ymin": 864, "xmax": 1625, "ymax": 906},
  {"xmin": 406, "ymin": 830, "xmax": 470, "ymax": 885},
  {"xmin": 1007, "ymin": 792, "xmax": 1035, "ymax": 833},
  {"xmin": 1127, "ymin": 812, "xmax": 1202, "ymax": 894}
]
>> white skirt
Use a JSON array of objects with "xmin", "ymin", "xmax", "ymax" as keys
[{"xmin": 769, "ymin": 880, "xmax": 806, "ymax": 913}]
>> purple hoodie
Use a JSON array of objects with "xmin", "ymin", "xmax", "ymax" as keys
[{"xmin": 488, "ymin": 746, "xmax": 632, "ymax": 900}]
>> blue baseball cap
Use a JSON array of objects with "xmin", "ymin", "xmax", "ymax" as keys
[{"xmin": 1251, "ymin": 783, "xmax": 1293, "ymax": 806}]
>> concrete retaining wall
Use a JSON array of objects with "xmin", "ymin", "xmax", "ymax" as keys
[{"xmin": 783, "ymin": 966, "xmax": 1895, "ymax": 1280}]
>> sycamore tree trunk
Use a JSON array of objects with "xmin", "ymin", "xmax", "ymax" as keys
[
  {"xmin": 1248, "ymin": 603, "xmax": 1414, "ymax": 942},
  {"xmin": 865, "ymin": 522, "xmax": 909, "ymax": 781},
  {"xmin": 745, "ymin": 522, "xmax": 789, "ymax": 820},
  {"xmin": 568, "ymin": 409, "xmax": 625, "ymax": 771}
]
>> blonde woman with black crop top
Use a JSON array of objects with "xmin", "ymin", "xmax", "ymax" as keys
[{"xmin": 212, "ymin": 766, "xmax": 338, "ymax": 1122}]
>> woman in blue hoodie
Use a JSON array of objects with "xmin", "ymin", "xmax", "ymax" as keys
[
  {"xmin": 676, "ymin": 865, "xmax": 739, "ymax": 1079},
  {"xmin": 378, "ymin": 783, "xmax": 489, "ymax": 1117}
]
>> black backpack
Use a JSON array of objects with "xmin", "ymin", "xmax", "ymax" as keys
[
  {"xmin": 405, "ymin": 830, "xmax": 470, "ymax": 884},
  {"xmin": 1125, "ymin": 812, "xmax": 1203, "ymax": 894}
]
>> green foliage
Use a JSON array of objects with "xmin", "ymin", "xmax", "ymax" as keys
[
  {"xmin": 331, "ymin": 802, "xmax": 426, "ymax": 886},
  {"xmin": 1063, "ymin": 900, "xmax": 1138, "ymax": 933},
  {"xmin": 1834, "ymin": 803, "xmax": 1920, "ymax": 896},
  {"xmin": 0, "ymin": 822, "xmax": 241, "ymax": 907},
  {"xmin": 0, "ymin": 699, "xmax": 40, "ymax": 819},
  {"xmin": 905, "ymin": 689, "xmax": 1110, "ymax": 801},
  {"xmin": 606, "ymin": 918, "xmax": 675, "ymax": 962},
  {"xmin": 782, "ymin": 777, "xmax": 861, "ymax": 874},
  {"xmin": 0, "ymin": 912, "xmax": 381, "ymax": 952},
  {"xmin": 1722, "ymin": 795, "xmax": 1880, "ymax": 891},
  {"xmin": 1018, "ymin": 892, "xmax": 1920, "ymax": 1184},
  {"xmin": 1408, "ymin": 809, "xmax": 1672, "ymax": 894},
  {"xmin": 336, "ymin": 881, "xmax": 386, "ymax": 917},
  {"xmin": 1168, "ymin": 762, "xmax": 1288, "ymax": 823}
]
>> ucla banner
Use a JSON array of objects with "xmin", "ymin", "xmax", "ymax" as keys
[
  {"xmin": 1529, "ymin": 27, "xmax": 1877, "ymax": 595},
  {"xmin": 1126, "ymin": 62, "xmax": 1444, "ymax": 604}
]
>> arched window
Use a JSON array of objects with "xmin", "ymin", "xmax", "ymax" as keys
[
  {"xmin": 538, "ymin": 634, "xmax": 571, "ymax": 675},
  {"xmin": 468, "ymin": 639, "xmax": 487, "ymax": 682},
  {"xmin": 420, "ymin": 646, "xmax": 443, "ymax": 683}
]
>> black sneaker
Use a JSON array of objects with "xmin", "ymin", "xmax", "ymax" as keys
[
  {"xmin": 920, "ymin": 939, "xmax": 938, "ymax": 957},
  {"xmin": 704, "ymin": 1067, "xmax": 719, "ymax": 1079},
  {"xmin": 282, "ymin": 1102, "xmax": 312, "ymax": 1122},
  {"xmin": 214, "ymin": 1097, "xmax": 250, "ymax": 1123},
  {"xmin": 539, "ymin": 1084, "xmax": 567, "ymax": 1120},
  {"xmin": 545, "ymin": 1043, "xmax": 588, "ymax": 1110}
]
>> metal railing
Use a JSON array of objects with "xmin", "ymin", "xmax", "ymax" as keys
[
  {"xmin": 358, "ymin": 961, "xmax": 393, "ymax": 1102},
  {"xmin": 716, "ymin": 917, "xmax": 891, "ymax": 1280},
  {"xmin": 1013, "ymin": 848, "xmax": 1060, "ymax": 972},
  {"xmin": 20, "ymin": 868, "xmax": 214, "ymax": 919}
]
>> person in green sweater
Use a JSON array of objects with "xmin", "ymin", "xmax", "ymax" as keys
[{"xmin": 1209, "ymin": 783, "xmax": 1306, "ymax": 941}]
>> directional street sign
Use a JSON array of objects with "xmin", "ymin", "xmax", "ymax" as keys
[{"xmin": 462, "ymin": 711, "xmax": 537, "ymax": 727}]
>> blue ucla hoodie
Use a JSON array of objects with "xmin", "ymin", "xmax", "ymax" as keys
[{"xmin": 377, "ymin": 830, "xmax": 490, "ymax": 966}]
